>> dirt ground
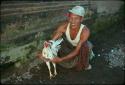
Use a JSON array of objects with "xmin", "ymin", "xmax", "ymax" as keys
[{"xmin": 1, "ymin": 21, "xmax": 125, "ymax": 85}]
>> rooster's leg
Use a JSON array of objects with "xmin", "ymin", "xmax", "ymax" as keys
[
  {"xmin": 46, "ymin": 62, "xmax": 53, "ymax": 79},
  {"xmin": 52, "ymin": 62, "xmax": 57, "ymax": 76}
]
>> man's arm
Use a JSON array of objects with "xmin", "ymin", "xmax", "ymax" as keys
[
  {"xmin": 36, "ymin": 22, "xmax": 67, "ymax": 61},
  {"xmin": 51, "ymin": 21, "xmax": 68, "ymax": 40}
]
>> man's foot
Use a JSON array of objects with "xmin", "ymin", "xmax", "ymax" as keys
[
  {"xmin": 85, "ymin": 64, "xmax": 92, "ymax": 70},
  {"xmin": 74, "ymin": 65, "xmax": 83, "ymax": 71},
  {"xmin": 74, "ymin": 64, "xmax": 92, "ymax": 71}
]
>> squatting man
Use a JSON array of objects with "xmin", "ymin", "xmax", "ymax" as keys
[{"xmin": 37, "ymin": 6, "xmax": 95, "ymax": 71}]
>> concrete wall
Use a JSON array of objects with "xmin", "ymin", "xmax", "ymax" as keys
[
  {"xmin": 0, "ymin": 1, "xmax": 124, "ymax": 67},
  {"xmin": 1, "ymin": 1, "xmax": 89, "ymax": 42},
  {"xmin": 1, "ymin": 1, "xmax": 90, "ymax": 66},
  {"xmin": 84, "ymin": 1, "xmax": 124, "ymax": 15}
]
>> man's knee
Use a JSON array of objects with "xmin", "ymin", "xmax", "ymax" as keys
[{"xmin": 87, "ymin": 41, "xmax": 93, "ymax": 50}]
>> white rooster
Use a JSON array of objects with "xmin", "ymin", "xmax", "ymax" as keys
[{"xmin": 42, "ymin": 38, "xmax": 63, "ymax": 79}]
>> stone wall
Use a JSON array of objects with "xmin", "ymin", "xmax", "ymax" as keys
[
  {"xmin": 0, "ymin": 1, "xmax": 124, "ymax": 68},
  {"xmin": 1, "ymin": 1, "xmax": 90, "ymax": 66},
  {"xmin": 1, "ymin": 1, "xmax": 89, "ymax": 42}
]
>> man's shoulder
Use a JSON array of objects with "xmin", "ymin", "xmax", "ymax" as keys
[
  {"xmin": 82, "ymin": 25, "xmax": 90, "ymax": 32},
  {"xmin": 80, "ymin": 25, "xmax": 90, "ymax": 40},
  {"xmin": 57, "ymin": 20, "xmax": 68, "ymax": 30},
  {"xmin": 58, "ymin": 20, "xmax": 68, "ymax": 27},
  {"xmin": 81, "ymin": 25, "xmax": 90, "ymax": 36}
]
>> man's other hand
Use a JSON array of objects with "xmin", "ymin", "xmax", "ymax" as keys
[
  {"xmin": 50, "ymin": 57, "xmax": 62, "ymax": 63},
  {"xmin": 36, "ymin": 51, "xmax": 50, "ymax": 62}
]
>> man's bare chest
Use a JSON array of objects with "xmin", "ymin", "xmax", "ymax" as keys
[{"xmin": 70, "ymin": 29, "xmax": 79, "ymax": 40}]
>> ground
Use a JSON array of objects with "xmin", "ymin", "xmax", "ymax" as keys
[{"xmin": 1, "ymin": 20, "xmax": 125, "ymax": 85}]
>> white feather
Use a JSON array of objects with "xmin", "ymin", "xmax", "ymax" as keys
[
  {"xmin": 50, "ymin": 38, "xmax": 63, "ymax": 57},
  {"xmin": 42, "ymin": 38, "xmax": 63, "ymax": 79}
]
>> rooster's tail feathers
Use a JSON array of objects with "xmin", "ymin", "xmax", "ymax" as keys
[{"xmin": 55, "ymin": 38, "xmax": 63, "ymax": 45}]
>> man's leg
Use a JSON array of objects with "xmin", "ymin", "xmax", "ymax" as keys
[{"xmin": 75, "ymin": 42, "xmax": 90, "ymax": 71}]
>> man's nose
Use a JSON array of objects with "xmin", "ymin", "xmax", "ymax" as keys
[{"xmin": 71, "ymin": 19, "xmax": 75, "ymax": 24}]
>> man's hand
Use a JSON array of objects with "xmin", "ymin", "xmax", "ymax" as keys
[
  {"xmin": 38, "ymin": 55, "xmax": 50, "ymax": 62},
  {"xmin": 36, "ymin": 51, "xmax": 50, "ymax": 62},
  {"xmin": 50, "ymin": 57, "xmax": 63, "ymax": 63},
  {"xmin": 41, "ymin": 57, "xmax": 50, "ymax": 62}
]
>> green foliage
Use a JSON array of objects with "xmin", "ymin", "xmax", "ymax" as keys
[
  {"xmin": 0, "ymin": 43, "xmax": 17, "ymax": 51},
  {"xmin": 90, "ymin": 14, "xmax": 122, "ymax": 35},
  {"xmin": 90, "ymin": 4, "xmax": 124, "ymax": 35}
]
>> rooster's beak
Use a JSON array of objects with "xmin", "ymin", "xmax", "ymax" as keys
[{"xmin": 44, "ymin": 41, "xmax": 50, "ymax": 48}]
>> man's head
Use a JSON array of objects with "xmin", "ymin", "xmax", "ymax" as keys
[{"xmin": 67, "ymin": 6, "xmax": 85, "ymax": 28}]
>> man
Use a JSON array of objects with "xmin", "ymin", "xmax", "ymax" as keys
[{"xmin": 40, "ymin": 6, "xmax": 94, "ymax": 71}]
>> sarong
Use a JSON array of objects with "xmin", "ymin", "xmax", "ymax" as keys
[{"xmin": 58, "ymin": 35, "xmax": 95, "ymax": 70}]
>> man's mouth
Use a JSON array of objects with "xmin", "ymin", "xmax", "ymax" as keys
[{"xmin": 71, "ymin": 24, "xmax": 75, "ymax": 26}]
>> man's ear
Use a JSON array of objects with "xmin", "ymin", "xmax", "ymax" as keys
[{"xmin": 81, "ymin": 17, "xmax": 84, "ymax": 22}]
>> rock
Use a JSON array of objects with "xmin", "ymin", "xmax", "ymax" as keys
[
  {"xmin": 98, "ymin": 54, "xmax": 100, "ymax": 56},
  {"xmin": 111, "ymin": 49, "xmax": 114, "ymax": 52},
  {"xmin": 15, "ymin": 62, "xmax": 21, "ymax": 68}
]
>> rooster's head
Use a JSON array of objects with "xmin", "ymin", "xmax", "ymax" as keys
[{"xmin": 44, "ymin": 41, "xmax": 51, "ymax": 48}]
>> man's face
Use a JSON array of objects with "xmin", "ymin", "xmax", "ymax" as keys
[{"xmin": 68, "ymin": 13, "xmax": 83, "ymax": 28}]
